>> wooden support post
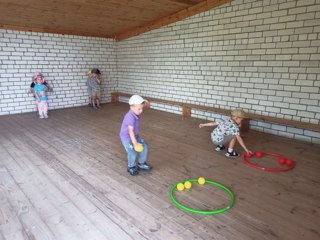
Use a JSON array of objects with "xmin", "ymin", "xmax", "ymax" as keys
[
  {"xmin": 111, "ymin": 92, "xmax": 119, "ymax": 103},
  {"xmin": 182, "ymin": 105, "xmax": 192, "ymax": 120},
  {"xmin": 144, "ymin": 101, "xmax": 151, "ymax": 109},
  {"xmin": 240, "ymin": 118, "xmax": 250, "ymax": 133}
]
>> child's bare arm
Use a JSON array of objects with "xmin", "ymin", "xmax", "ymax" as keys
[
  {"xmin": 199, "ymin": 122, "xmax": 218, "ymax": 128},
  {"xmin": 236, "ymin": 135, "xmax": 252, "ymax": 154},
  {"xmin": 128, "ymin": 125, "xmax": 139, "ymax": 149}
]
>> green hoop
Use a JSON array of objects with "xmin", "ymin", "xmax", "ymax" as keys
[{"xmin": 169, "ymin": 179, "xmax": 235, "ymax": 215}]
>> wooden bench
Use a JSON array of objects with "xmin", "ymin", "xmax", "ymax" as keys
[
  {"xmin": 111, "ymin": 91, "xmax": 184, "ymax": 110},
  {"xmin": 244, "ymin": 113, "xmax": 320, "ymax": 132},
  {"xmin": 111, "ymin": 92, "xmax": 249, "ymax": 131},
  {"xmin": 111, "ymin": 92, "xmax": 320, "ymax": 132}
]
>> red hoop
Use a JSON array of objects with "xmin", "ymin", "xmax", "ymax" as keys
[{"xmin": 243, "ymin": 151, "xmax": 295, "ymax": 172}]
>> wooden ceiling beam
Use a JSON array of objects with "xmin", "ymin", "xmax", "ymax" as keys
[
  {"xmin": 115, "ymin": 0, "xmax": 233, "ymax": 41},
  {"xmin": 0, "ymin": 24, "xmax": 114, "ymax": 39}
]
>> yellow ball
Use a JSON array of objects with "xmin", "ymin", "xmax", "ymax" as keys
[
  {"xmin": 198, "ymin": 177, "xmax": 206, "ymax": 185},
  {"xmin": 177, "ymin": 183, "xmax": 185, "ymax": 191},
  {"xmin": 135, "ymin": 144, "xmax": 144, "ymax": 152},
  {"xmin": 184, "ymin": 181, "xmax": 192, "ymax": 189}
]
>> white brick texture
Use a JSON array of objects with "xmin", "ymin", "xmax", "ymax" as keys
[
  {"xmin": 116, "ymin": 0, "xmax": 320, "ymax": 143},
  {"xmin": 0, "ymin": 30, "xmax": 117, "ymax": 113}
]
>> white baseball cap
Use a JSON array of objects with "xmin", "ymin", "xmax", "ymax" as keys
[{"xmin": 128, "ymin": 95, "xmax": 147, "ymax": 105}]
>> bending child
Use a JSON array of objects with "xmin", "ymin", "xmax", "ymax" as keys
[
  {"xmin": 199, "ymin": 109, "xmax": 253, "ymax": 157},
  {"xmin": 119, "ymin": 95, "xmax": 152, "ymax": 175}
]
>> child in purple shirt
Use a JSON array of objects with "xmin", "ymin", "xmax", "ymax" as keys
[{"xmin": 120, "ymin": 95, "xmax": 152, "ymax": 175}]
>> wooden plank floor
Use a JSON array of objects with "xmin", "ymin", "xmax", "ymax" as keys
[{"xmin": 0, "ymin": 103, "xmax": 319, "ymax": 240}]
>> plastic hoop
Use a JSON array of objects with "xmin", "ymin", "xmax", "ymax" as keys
[
  {"xmin": 169, "ymin": 179, "xmax": 235, "ymax": 215},
  {"xmin": 243, "ymin": 151, "xmax": 295, "ymax": 172}
]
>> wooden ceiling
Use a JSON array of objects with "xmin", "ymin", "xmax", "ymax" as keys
[{"xmin": 0, "ymin": 0, "xmax": 231, "ymax": 41}]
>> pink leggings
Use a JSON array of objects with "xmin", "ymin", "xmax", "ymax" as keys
[{"xmin": 37, "ymin": 101, "xmax": 48, "ymax": 115}]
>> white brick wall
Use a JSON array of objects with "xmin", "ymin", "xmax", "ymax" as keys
[
  {"xmin": 116, "ymin": 0, "xmax": 320, "ymax": 143},
  {"xmin": 0, "ymin": 30, "xmax": 117, "ymax": 115}
]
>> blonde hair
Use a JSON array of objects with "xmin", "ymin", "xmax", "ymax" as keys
[{"xmin": 231, "ymin": 109, "xmax": 247, "ymax": 118}]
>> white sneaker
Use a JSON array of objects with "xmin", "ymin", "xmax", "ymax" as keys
[
  {"xmin": 39, "ymin": 114, "xmax": 44, "ymax": 119},
  {"xmin": 225, "ymin": 150, "xmax": 239, "ymax": 157},
  {"xmin": 44, "ymin": 114, "xmax": 48, "ymax": 118}
]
